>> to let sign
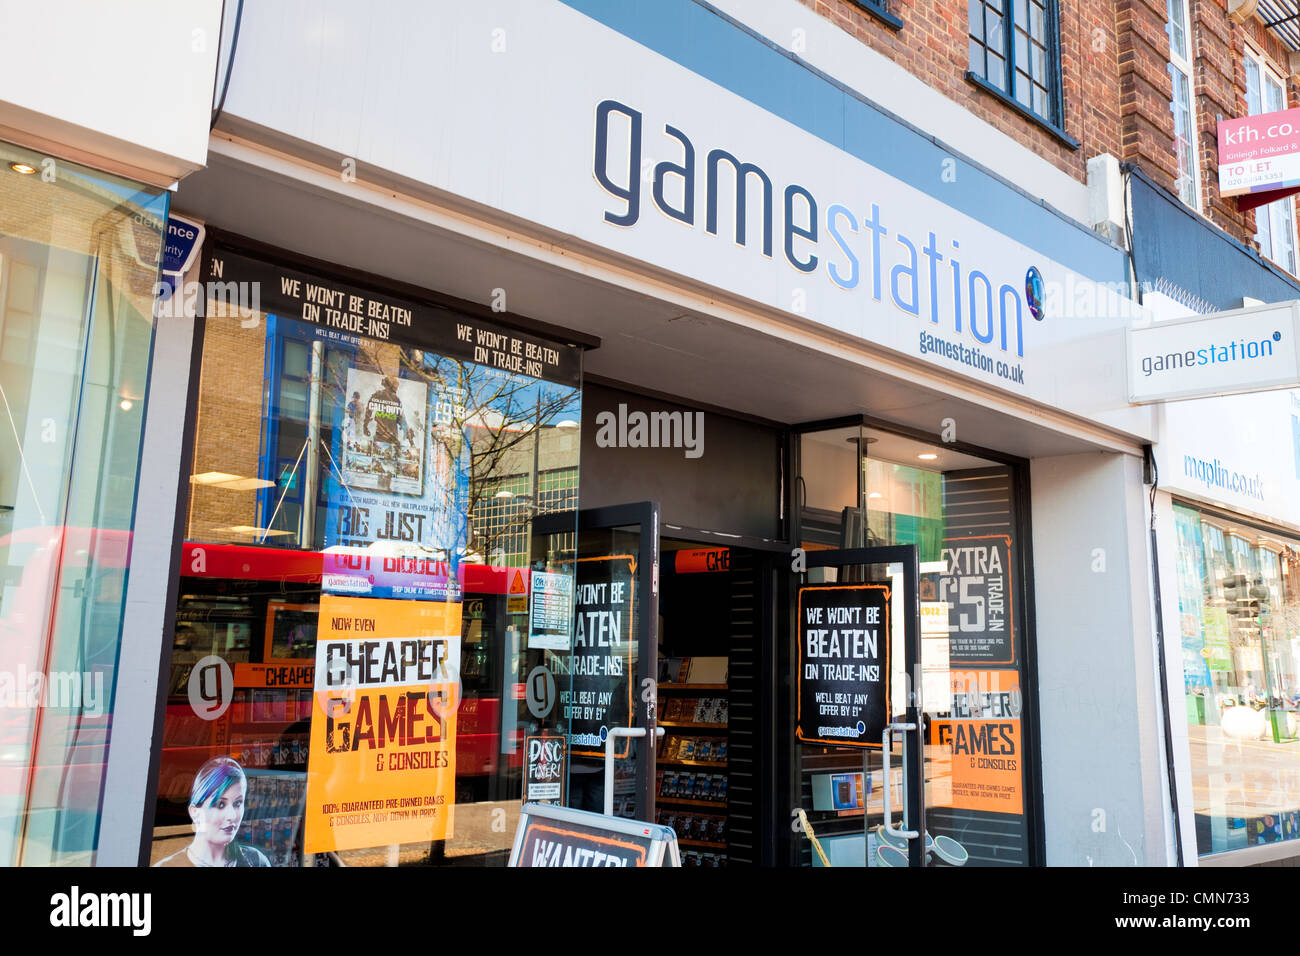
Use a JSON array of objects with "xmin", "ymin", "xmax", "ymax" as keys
[{"xmin": 1218, "ymin": 108, "xmax": 1300, "ymax": 209}]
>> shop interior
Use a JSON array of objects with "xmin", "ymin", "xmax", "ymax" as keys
[{"xmin": 652, "ymin": 538, "xmax": 760, "ymax": 868}]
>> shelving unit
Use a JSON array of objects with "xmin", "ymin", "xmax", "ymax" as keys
[{"xmin": 655, "ymin": 669, "xmax": 728, "ymax": 865}]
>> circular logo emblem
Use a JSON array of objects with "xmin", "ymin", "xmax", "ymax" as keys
[
  {"xmin": 187, "ymin": 655, "xmax": 233, "ymax": 721},
  {"xmin": 599, "ymin": 725, "xmax": 609, "ymax": 743},
  {"xmin": 316, "ymin": 650, "xmax": 357, "ymax": 719},
  {"xmin": 428, "ymin": 678, "xmax": 462, "ymax": 721},
  {"xmin": 525, "ymin": 666, "xmax": 556, "ymax": 719},
  {"xmin": 1025, "ymin": 266, "xmax": 1045, "ymax": 321},
  {"xmin": 856, "ymin": 720, "xmax": 866, "ymax": 735}
]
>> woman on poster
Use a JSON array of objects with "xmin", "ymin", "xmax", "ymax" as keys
[{"xmin": 155, "ymin": 757, "xmax": 271, "ymax": 867}]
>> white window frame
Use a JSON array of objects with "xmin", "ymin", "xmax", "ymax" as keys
[
  {"xmin": 1167, "ymin": 0, "xmax": 1200, "ymax": 211},
  {"xmin": 1244, "ymin": 46, "xmax": 1298, "ymax": 275}
]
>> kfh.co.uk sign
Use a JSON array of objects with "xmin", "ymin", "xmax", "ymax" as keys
[
  {"xmin": 1218, "ymin": 107, "xmax": 1300, "ymax": 210},
  {"xmin": 591, "ymin": 99, "xmax": 1041, "ymax": 389}
]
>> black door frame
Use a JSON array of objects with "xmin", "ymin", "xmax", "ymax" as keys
[
  {"xmin": 787, "ymin": 414, "xmax": 1044, "ymax": 867},
  {"xmin": 801, "ymin": 545, "xmax": 925, "ymax": 868},
  {"xmin": 532, "ymin": 501, "xmax": 660, "ymax": 819}
]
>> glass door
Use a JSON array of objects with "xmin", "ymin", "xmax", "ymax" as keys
[
  {"xmin": 794, "ymin": 546, "xmax": 927, "ymax": 867},
  {"xmin": 792, "ymin": 418, "xmax": 1030, "ymax": 867},
  {"xmin": 529, "ymin": 502, "xmax": 660, "ymax": 821}
]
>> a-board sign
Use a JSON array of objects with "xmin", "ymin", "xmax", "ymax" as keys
[
  {"xmin": 507, "ymin": 802, "xmax": 680, "ymax": 867},
  {"xmin": 795, "ymin": 584, "xmax": 890, "ymax": 749},
  {"xmin": 524, "ymin": 732, "xmax": 568, "ymax": 804}
]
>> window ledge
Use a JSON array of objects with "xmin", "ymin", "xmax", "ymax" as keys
[
  {"xmin": 964, "ymin": 71, "xmax": 1079, "ymax": 150},
  {"xmin": 847, "ymin": 0, "xmax": 904, "ymax": 31}
]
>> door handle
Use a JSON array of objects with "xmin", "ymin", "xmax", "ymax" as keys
[
  {"xmin": 603, "ymin": 726, "xmax": 665, "ymax": 817},
  {"xmin": 881, "ymin": 722, "xmax": 918, "ymax": 840}
]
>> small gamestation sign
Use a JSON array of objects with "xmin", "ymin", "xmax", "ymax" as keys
[{"xmin": 795, "ymin": 584, "xmax": 890, "ymax": 749}]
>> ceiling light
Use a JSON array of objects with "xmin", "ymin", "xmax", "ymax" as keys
[
  {"xmin": 868, "ymin": 492, "xmax": 883, "ymax": 499},
  {"xmin": 495, "ymin": 490, "xmax": 514, "ymax": 499},
  {"xmin": 917, "ymin": 453, "xmax": 939, "ymax": 461},
  {"xmin": 118, "ymin": 399, "xmax": 133, "ymax": 411},
  {"xmin": 222, "ymin": 525, "xmax": 296, "ymax": 537},
  {"xmin": 189, "ymin": 471, "xmax": 275, "ymax": 491},
  {"xmin": 191, "ymin": 471, "xmax": 244, "ymax": 485},
  {"xmin": 9, "ymin": 163, "xmax": 37, "ymax": 175},
  {"xmin": 555, "ymin": 420, "xmax": 579, "ymax": 430},
  {"xmin": 218, "ymin": 477, "xmax": 276, "ymax": 491}
]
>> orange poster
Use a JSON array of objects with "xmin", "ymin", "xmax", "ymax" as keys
[
  {"xmin": 303, "ymin": 594, "xmax": 461, "ymax": 853},
  {"xmin": 930, "ymin": 669, "xmax": 1023, "ymax": 815}
]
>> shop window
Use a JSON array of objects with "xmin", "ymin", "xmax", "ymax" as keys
[
  {"xmin": 1167, "ymin": 0, "xmax": 1199, "ymax": 211},
  {"xmin": 0, "ymin": 141, "xmax": 168, "ymax": 864},
  {"xmin": 1173, "ymin": 503, "xmax": 1300, "ymax": 857},
  {"xmin": 968, "ymin": 0, "xmax": 1063, "ymax": 128},
  {"xmin": 1245, "ymin": 51, "xmax": 1298, "ymax": 274},
  {"xmin": 794, "ymin": 426, "xmax": 1033, "ymax": 866},
  {"xmin": 847, "ymin": 0, "xmax": 904, "ymax": 30},
  {"xmin": 152, "ymin": 248, "xmax": 583, "ymax": 867}
]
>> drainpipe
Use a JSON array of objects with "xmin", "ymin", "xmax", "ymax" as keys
[{"xmin": 1144, "ymin": 443, "xmax": 1185, "ymax": 866}]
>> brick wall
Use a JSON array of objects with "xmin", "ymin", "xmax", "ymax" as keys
[
  {"xmin": 186, "ymin": 311, "xmax": 267, "ymax": 540},
  {"xmin": 1118, "ymin": 0, "xmax": 1179, "ymax": 190},
  {"xmin": 801, "ymin": 0, "xmax": 1300, "ymax": 270},
  {"xmin": 798, "ymin": 0, "xmax": 1124, "ymax": 183}
]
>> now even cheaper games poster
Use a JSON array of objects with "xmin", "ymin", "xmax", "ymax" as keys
[
  {"xmin": 795, "ymin": 584, "xmax": 890, "ymax": 749},
  {"xmin": 303, "ymin": 594, "xmax": 461, "ymax": 853},
  {"xmin": 929, "ymin": 669, "xmax": 1024, "ymax": 815}
]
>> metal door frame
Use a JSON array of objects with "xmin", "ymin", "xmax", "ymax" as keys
[
  {"xmin": 532, "ymin": 501, "xmax": 660, "ymax": 819},
  {"xmin": 801, "ymin": 544, "xmax": 925, "ymax": 868}
]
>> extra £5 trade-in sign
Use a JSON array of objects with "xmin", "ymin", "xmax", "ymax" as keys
[
  {"xmin": 940, "ymin": 535, "xmax": 1015, "ymax": 665},
  {"xmin": 303, "ymin": 594, "xmax": 461, "ymax": 853},
  {"xmin": 796, "ymin": 585, "xmax": 890, "ymax": 749}
]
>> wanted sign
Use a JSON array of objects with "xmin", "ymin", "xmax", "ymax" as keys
[
  {"xmin": 940, "ymin": 535, "xmax": 1014, "ymax": 665},
  {"xmin": 796, "ymin": 585, "xmax": 890, "ymax": 749},
  {"xmin": 509, "ymin": 804, "xmax": 679, "ymax": 867}
]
